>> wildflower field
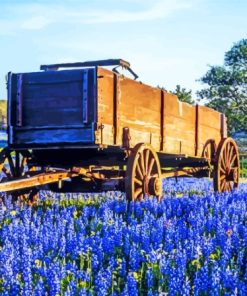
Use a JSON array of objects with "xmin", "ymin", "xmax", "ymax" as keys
[{"xmin": 0, "ymin": 178, "xmax": 247, "ymax": 295}]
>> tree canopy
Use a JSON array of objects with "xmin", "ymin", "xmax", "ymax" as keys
[
  {"xmin": 171, "ymin": 85, "xmax": 195, "ymax": 104},
  {"xmin": 197, "ymin": 39, "xmax": 247, "ymax": 135}
]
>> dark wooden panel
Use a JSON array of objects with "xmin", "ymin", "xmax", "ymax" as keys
[
  {"xmin": 13, "ymin": 127, "xmax": 94, "ymax": 145},
  {"xmin": 22, "ymin": 81, "xmax": 83, "ymax": 126},
  {"xmin": 10, "ymin": 68, "xmax": 97, "ymax": 147},
  {"xmin": 23, "ymin": 69, "xmax": 85, "ymax": 84}
]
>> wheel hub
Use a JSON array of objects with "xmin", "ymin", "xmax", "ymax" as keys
[
  {"xmin": 143, "ymin": 175, "xmax": 162, "ymax": 196},
  {"xmin": 226, "ymin": 167, "xmax": 238, "ymax": 182}
]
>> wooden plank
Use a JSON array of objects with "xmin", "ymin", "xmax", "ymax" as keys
[
  {"xmin": 82, "ymin": 69, "xmax": 89, "ymax": 123},
  {"xmin": 13, "ymin": 127, "xmax": 94, "ymax": 145},
  {"xmin": 221, "ymin": 113, "xmax": 227, "ymax": 138},
  {"xmin": 7, "ymin": 72, "xmax": 12, "ymax": 127},
  {"xmin": 23, "ymin": 69, "xmax": 85, "ymax": 84},
  {"xmin": 195, "ymin": 104, "xmax": 199, "ymax": 156},
  {"xmin": 160, "ymin": 90, "xmax": 164, "ymax": 151},
  {"xmin": 0, "ymin": 171, "xmax": 77, "ymax": 192},
  {"xmin": 197, "ymin": 105, "xmax": 223, "ymax": 156},
  {"xmin": 40, "ymin": 59, "xmax": 131, "ymax": 71},
  {"xmin": 163, "ymin": 92, "xmax": 196, "ymax": 155},
  {"xmin": 113, "ymin": 73, "xmax": 118, "ymax": 145},
  {"xmin": 97, "ymin": 68, "xmax": 114, "ymax": 145},
  {"xmin": 16, "ymin": 74, "xmax": 23, "ymax": 127},
  {"xmin": 117, "ymin": 75, "xmax": 161, "ymax": 151}
]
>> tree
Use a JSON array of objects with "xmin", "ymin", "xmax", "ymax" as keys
[
  {"xmin": 197, "ymin": 39, "xmax": 247, "ymax": 135},
  {"xmin": 171, "ymin": 85, "xmax": 195, "ymax": 104}
]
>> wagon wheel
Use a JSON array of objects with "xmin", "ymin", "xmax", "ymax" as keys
[
  {"xmin": 202, "ymin": 139, "xmax": 216, "ymax": 165},
  {"xmin": 202, "ymin": 139, "xmax": 217, "ymax": 177},
  {"xmin": 125, "ymin": 143, "xmax": 162, "ymax": 201},
  {"xmin": 0, "ymin": 148, "xmax": 38, "ymax": 204},
  {"xmin": 214, "ymin": 137, "xmax": 240, "ymax": 193}
]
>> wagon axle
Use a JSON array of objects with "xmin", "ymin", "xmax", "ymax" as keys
[{"xmin": 144, "ymin": 176, "xmax": 162, "ymax": 197}]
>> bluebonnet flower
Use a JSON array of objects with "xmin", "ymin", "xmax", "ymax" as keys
[
  {"xmin": 0, "ymin": 179, "xmax": 246, "ymax": 295},
  {"xmin": 129, "ymin": 243, "xmax": 141, "ymax": 271},
  {"xmin": 127, "ymin": 273, "xmax": 138, "ymax": 296},
  {"xmin": 146, "ymin": 267, "xmax": 153, "ymax": 289},
  {"xmin": 33, "ymin": 279, "xmax": 46, "ymax": 296},
  {"xmin": 210, "ymin": 261, "xmax": 221, "ymax": 295},
  {"xmin": 94, "ymin": 267, "xmax": 112, "ymax": 296}
]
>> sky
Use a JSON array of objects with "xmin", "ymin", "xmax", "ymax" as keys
[{"xmin": 0, "ymin": 0, "xmax": 246, "ymax": 100}]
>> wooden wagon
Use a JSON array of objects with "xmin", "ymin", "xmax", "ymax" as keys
[{"xmin": 0, "ymin": 59, "xmax": 240, "ymax": 201}]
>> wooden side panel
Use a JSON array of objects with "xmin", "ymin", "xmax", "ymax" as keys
[
  {"xmin": 10, "ymin": 69, "xmax": 96, "ymax": 147},
  {"xmin": 117, "ymin": 76, "xmax": 161, "ymax": 151},
  {"xmin": 97, "ymin": 67, "xmax": 226, "ymax": 157},
  {"xmin": 197, "ymin": 105, "xmax": 226, "ymax": 156},
  {"xmin": 97, "ymin": 68, "xmax": 114, "ymax": 144},
  {"xmin": 22, "ymin": 70, "xmax": 85, "ymax": 126},
  {"xmin": 97, "ymin": 68, "xmax": 161, "ymax": 151},
  {"xmin": 163, "ymin": 92, "xmax": 196, "ymax": 155}
]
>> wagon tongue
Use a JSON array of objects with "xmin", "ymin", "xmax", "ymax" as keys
[{"xmin": 0, "ymin": 169, "xmax": 78, "ymax": 193}]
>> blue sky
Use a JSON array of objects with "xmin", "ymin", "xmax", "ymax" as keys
[{"xmin": 0, "ymin": 0, "xmax": 246, "ymax": 100}]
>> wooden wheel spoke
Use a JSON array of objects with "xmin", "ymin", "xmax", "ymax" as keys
[
  {"xmin": 134, "ymin": 187, "xmax": 143, "ymax": 200},
  {"xmin": 223, "ymin": 181, "xmax": 228, "ymax": 191},
  {"xmin": 7, "ymin": 155, "xmax": 16, "ymax": 177},
  {"xmin": 223, "ymin": 143, "xmax": 229, "ymax": 165},
  {"xmin": 145, "ymin": 149, "xmax": 150, "ymax": 174},
  {"xmin": 219, "ymin": 155, "xmax": 226, "ymax": 170},
  {"xmin": 138, "ymin": 193, "xmax": 144, "ymax": 201},
  {"xmin": 139, "ymin": 152, "xmax": 145, "ymax": 175},
  {"xmin": 229, "ymin": 181, "xmax": 234, "ymax": 191},
  {"xmin": 20, "ymin": 157, "xmax": 27, "ymax": 175},
  {"xmin": 225, "ymin": 144, "xmax": 231, "ymax": 168},
  {"xmin": 227, "ymin": 181, "xmax": 232, "ymax": 191},
  {"xmin": 147, "ymin": 158, "xmax": 155, "ymax": 177},
  {"xmin": 2, "ymin": 166, "xmax": 12, "ymax": 178},
  {"xmin": 229, "ymin": 153, "xmax": 237, "ymax": 168},
  {"xmin": 220, "ymin": 166, "xmax": 226, "ymax": 174},
  {"xmin": 220, "ymin": 179, "xmax": 226, "ymax": 191},
  {"xmin": 227, "ymin": 145, "xmax": 234, "ymax": 167},
  {"xmin": 220, "ymin": 174, "xmax": 226, "ymax": 180},
  {"xmin": 134, "ymin": 177, "xmax": 142, "ymax": 187},
  {"xmin": 136, "ymin": 161, "xmax": 143, "ymax": 179}
]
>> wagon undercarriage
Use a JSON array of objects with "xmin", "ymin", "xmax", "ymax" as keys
[{"xmin": 0, "ymin": 137, "xmax": 240, "ymax": 202}]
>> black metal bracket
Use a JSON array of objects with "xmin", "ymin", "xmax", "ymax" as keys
[{"xmin": 40, "ymin": 59, "xmax": 139, "ymax": 80}]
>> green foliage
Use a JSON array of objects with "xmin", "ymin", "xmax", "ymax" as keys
[
  {"xmin": 240, "ymin": 154, "xmax": 247, "ymax": 178},
  {"xmin": 197, "ymin": 39, "xmax": 247, "ymax": 135},
  {"xmin": 171, "ymin": 84, "xmax": 195, "ymax": 104}
]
